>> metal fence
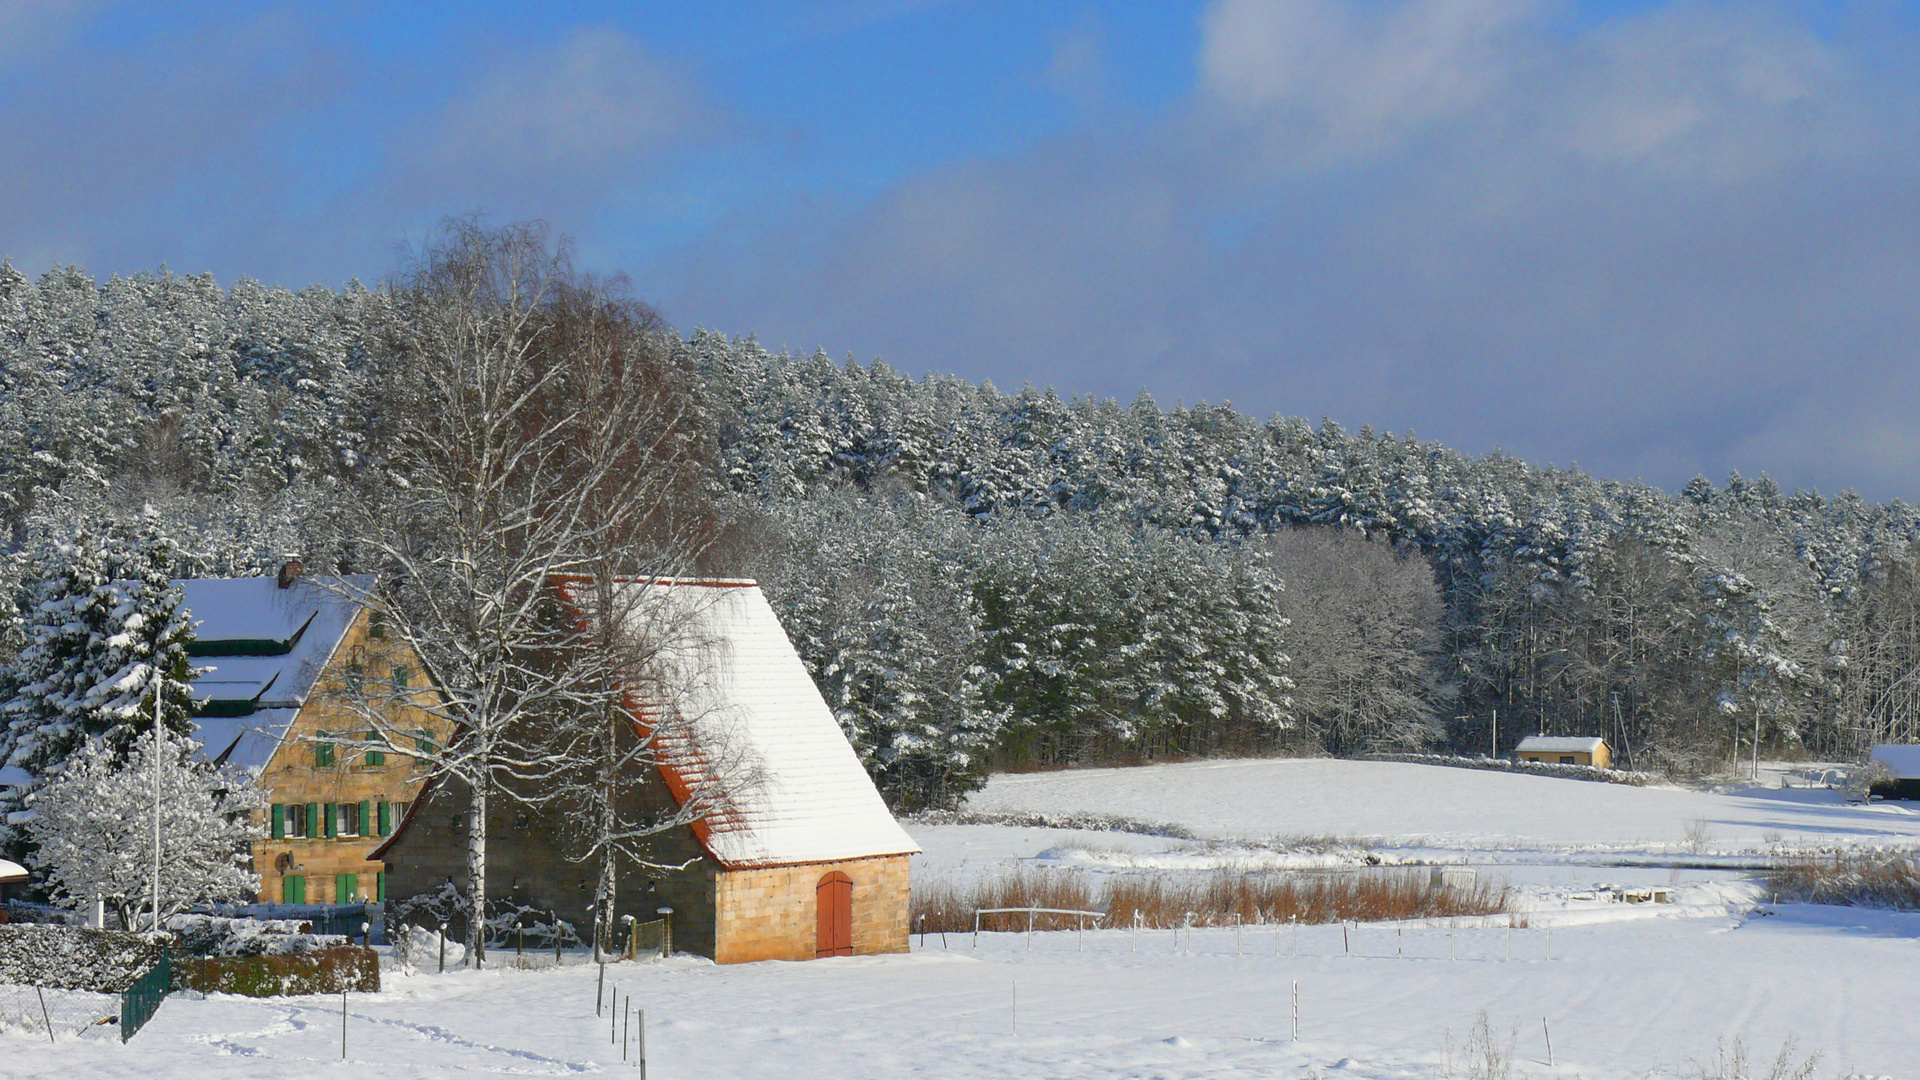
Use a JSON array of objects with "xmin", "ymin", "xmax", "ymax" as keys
[{"xmin": 119, "ymin": 950, "xmax": 170, "ymax": 1041}]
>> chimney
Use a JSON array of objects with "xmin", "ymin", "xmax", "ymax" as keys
[{"xmin": 277, "ymin": 560, "xmax": 305, "ymax": 589}]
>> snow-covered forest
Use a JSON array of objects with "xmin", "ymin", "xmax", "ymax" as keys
[{"xmin": 5, "ymin": 260, "xmax": 1920, "ymax": 810}]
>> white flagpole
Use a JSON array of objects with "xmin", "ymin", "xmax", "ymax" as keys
[{"xmin": 152, "ymin": 667, "xmax": 163, "ymax": 932}]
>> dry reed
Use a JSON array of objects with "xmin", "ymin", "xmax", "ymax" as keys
[
  {"xmin": 911, "ymin": 866, "xmax": 1507, "ymax": 934},
  {"xmin": 1766, "ymin": 852, "xmax": 1920, "ymax": 908}
]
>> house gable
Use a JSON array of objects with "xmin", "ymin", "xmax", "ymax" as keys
[{"xmin": 180, "ymin": 574, "xmax": 449, "ymax": 904}]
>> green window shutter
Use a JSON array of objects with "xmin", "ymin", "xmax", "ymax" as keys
[
  {"xmin": 377, "ymin": 801, "xmax": 391, "ymax": 835},
  {"xmin": 271, "ymin": 804, "xmax": 285, "ymax": 840},
  {"xmin": 284, "ymin": 874, "xmax": 303, "ymax": 905},
  {"xmin": 359, "ymin": 801, "xmax": 372, "ymax": 836},
  {"xmin": 414, "ymin": 728, "xmax": 432, "ymax": 755},
  {"xmin": 392, "ymin": 665, "xmax": 410, "ymax": 689},
  {"xmin": 337, "ymin": 873, "xmax": 358, "ymax": 903},
  {"xmin": 307, "ymin": 803, "xmax": 321, "ymax": 839},
  {"xmin": 364, "ymin": 730, "xmax": 384, "ymax": 767},
  {"xmin": 376, "ymin": 872, "xmax": 386, "ymax": 902},
  {"xmin": 323, "ymin": 803, "xmax": 337, "ymax": 839},
  {"xmin": 315, "ymin": 731, "xmax": 335, "ymax": 768}
]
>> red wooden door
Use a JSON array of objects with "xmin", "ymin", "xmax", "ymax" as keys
[{"xmin": 816, "ymin": 872, "xmax": 853, "ymax": 957}]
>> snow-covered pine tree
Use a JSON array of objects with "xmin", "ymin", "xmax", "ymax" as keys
[
  {"xmin": 23, "ymin": 732, "xmax": 262, "ymax": 929},
  {"xmin": 1, "ymin": 513, "xmax": 196, "ymax": 791}
]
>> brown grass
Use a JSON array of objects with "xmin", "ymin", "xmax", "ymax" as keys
[
  {"xmin": 912, "ymin": 866, "xmax": 1507, "ymax": 934},
  {"xmin": 1766, "ymin": 852, "xmax": 1920, "ymax": 908}
]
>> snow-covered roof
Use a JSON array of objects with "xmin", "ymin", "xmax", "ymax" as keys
[
  {"xmin": 1869, "ymin": 745, "xmax": 1920, "ymax": 779},
  {"xmin": 1515, "ymin": 736, "xmax": 1606, "ymax": 754},
  {"xmin": 560, "ymin": 578, "xmax": 919, "ymax": 870},
  {"xmin": 177, "ymin": 575, "xmax": 371, "ymax": 773}
]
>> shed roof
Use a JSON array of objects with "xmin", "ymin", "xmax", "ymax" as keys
[
  {"xmin": 559, "ymin": 577, "xmax": 919, "ymax": 870},
  {"xmin": 1869, "ymin": 744, "xmax": 1920, "ymax": 779},
  {"xmin": 177, "ymin": 575, "xmax": 370, "ymax": 773},
  {"xmin": 1514, "ymin": 736, "xmax": 1607, "ymax": 754}
]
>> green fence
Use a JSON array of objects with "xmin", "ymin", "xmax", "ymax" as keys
[{"xmin": 120, "ymin": 951, "xmax": 170, "ymax": 1042}]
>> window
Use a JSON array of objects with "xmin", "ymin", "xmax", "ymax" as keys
[
  {"xmin": 314, "ymin": 732, "xmax": 336, "ymax": 768},
  {"xmin": 285, "ymin": 803, "xmax": 309, "ymax": 839},
  {"xmin": 376, "ymin": 872, "xmax": 387, "ymax": 903},
  {"xmin": 363, "ymin": 730, "xmax": 386, "ymax": 767},
  {"xmin": 1560, "ymin": 756, "xmax": 1576, "ymax": 765},
  {"xmin": 368, "ymin": 611, "xmax": 386, "ymax": 640},
  {"xmin": 392, "ymin": 664, "xmax": 411, "ymax": 690},
  {"xmin": 413, "ymin": 728, "xmax": 433, "ymax": 757},
  {"xmin": 338, "ymin": 802, "xmax": 360, "ymax": 837},
  {"xmin": 344, "ymin": 662, "xmax": 363, "ymax": 696},
  {"xmin": 282, "ymin": 874, "xmax": 306, "ymax": 905},
  {"xmin": 376, "ymin": 800, "xmax": 392, "ymax": 836}
]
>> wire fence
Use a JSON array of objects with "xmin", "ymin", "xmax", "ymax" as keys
[{"xmin": 0, "ymin": 982, "xmax": 120, "ymax": 1041}]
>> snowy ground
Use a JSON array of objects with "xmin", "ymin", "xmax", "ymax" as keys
[
  {"xmin": 3, "ymin": 759, "xmax": 1914, "ymax": 1078},
  {"xmin": 963, "ymin": 758, "xmax": 1920, "ymax": 856}
]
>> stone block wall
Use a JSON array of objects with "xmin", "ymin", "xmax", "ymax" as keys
[{"xmin": 713, "ymin": 854, "xmax": 910, "ymax": 964}]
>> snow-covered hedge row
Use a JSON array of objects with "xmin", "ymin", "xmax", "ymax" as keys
[
  {"xmin": 0, "ymin": 924, "xmax": 165, "ymax": 993},
  {"xmin": 1367, "ymin": 753, "xmax": 1655, "ymax": 786},
  {"xmin": 165, "ymin": 914, "xmax": 348, "ymax": 958},
  {"xmin": 910, "ymin": 808, "xmax": 1201, "ymax": 840},
  {"xmin": 173, "ymin": 947, "xmax": 379, "ymax": 997}
]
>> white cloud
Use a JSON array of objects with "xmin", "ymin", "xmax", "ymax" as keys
[
  {"xmin": 423, "ymin": 25, "xmax": 715, "ymax": 186},
  {"xmin": 1197, "ymin": 0, "xmax": 1538, "ymax": 152}
]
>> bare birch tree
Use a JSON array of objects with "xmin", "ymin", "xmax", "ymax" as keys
[
  {"xmin": 1264, "ymin": 526, "xmax": 1451, "ymax": 754},
  {"xmin": 334, "ymin": 219, "xmax": 728, "ymax": 965}
]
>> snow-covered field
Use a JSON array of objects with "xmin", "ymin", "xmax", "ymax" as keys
[
  {"xmin": 5, "ymin": 759, "xmax": 1915, "ymax": 1078},
  {"xmin": 965, "ymin": 758, "xmax": 1920, "ymax": 855}
]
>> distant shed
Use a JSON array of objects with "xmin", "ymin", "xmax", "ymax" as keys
[
  {"xmin": 1868, "ymin": 745, "xmax": 1920, "ymax": 800},
  {"xmin": 1514, "ymin": 736, "xmax": 1610, "ymax": 769}
]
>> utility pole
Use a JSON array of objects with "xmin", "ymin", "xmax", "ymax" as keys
[{"xmin": 151, "ymin": 676, "xmax": 163, "ymax": 932}]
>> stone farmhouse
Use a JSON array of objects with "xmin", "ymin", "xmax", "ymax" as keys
[
  {"xmin": 183, "ymin": 567, "xmax": 446, "ymax": 907},
  {"xmin": 372, "ymin": 578, "xmax": 918, "ymax": 964}
]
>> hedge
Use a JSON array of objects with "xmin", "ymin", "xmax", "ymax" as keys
[
  {"xmin": 172, "ymin": 945, "xmax": 379, "ymax": 997},
  {"xmin": 0, "ymin": 924, "xmax": 165, "ymax": 993}
]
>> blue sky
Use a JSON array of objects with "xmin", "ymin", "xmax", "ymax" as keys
[{"xmin": 6, "ymin": 1, "xmax": 1920, "ymax": 499}]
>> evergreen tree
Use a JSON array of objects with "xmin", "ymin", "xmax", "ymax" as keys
[{"xmin": 1, "ymin": 514, "xmax": 196, "ymax": 788}]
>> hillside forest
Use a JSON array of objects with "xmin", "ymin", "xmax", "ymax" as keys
[{"xmin": 5, "ymin": 249, "xmax": 1920, "ymax": 811}]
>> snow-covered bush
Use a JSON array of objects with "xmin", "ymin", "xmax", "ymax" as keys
[
  {"xmin": 0, "ymin": 924, "xmax": 165, "ymax": 993},
  {"xmin": 1847, "ymin": 760, "xmax": 1893, "ymax": 802},
  {"xmin": 164, "ymin": 914, "xmax": 346, "ymax": 957},
  {"xmin": 389, "ymin": 882, "xmax": 577, "ymax": 951},
  {"xmin": 22, "ymin": 733, "xmax": 263, "ymax": 928}
]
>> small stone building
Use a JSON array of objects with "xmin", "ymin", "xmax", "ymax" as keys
[
  {"xmin": 372, "ymin": 578, "xmax": 918, "ymax": 964},
  {"xmin": 182, "ymin": 570, "xmax": 445, "ymax": 907},
  {"xmin": 1514, "ymin": 735, "xmax": 1610, "ymax": 769}
]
